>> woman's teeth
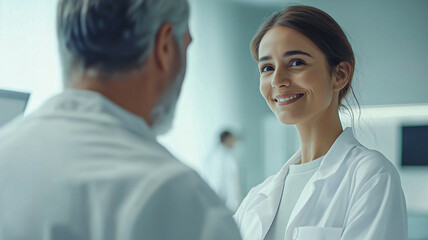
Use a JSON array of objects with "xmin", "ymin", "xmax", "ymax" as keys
[{"xmin": 277, "ymin": 94, "xmax": 303, "ymax": 102}]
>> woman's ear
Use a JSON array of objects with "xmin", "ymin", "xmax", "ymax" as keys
[{"xmin": 333, "ymin": 61, "xmax": 352, "ymax": 92}]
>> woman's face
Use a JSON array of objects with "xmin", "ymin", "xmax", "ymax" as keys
[{"xmin": 258, "ymin": 26, "xmax": 340, "ymax": 125}]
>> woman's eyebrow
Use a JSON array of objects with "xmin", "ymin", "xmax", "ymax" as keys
[
  {"xmin": 258, "ymin": 50, "xmax": 313, "ymax": 63},
  {"xmin": 258, "ymin": 56, "xmax": 271, "ymax": 63},
  {"xmin": 284, "ymin": 50, "xmax": 313, "ymax": 58}
]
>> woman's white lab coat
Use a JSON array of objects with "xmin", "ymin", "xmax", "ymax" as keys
[{"xmin": 234, "ymin": 128, "xmax": 407, "ymax": 240}]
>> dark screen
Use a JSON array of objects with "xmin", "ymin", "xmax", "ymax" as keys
[{"xmin": 402, "ymin": 125, "xmax": 428, "ymax": 166}]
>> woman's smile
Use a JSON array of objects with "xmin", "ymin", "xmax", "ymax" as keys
[{"xmin": 274, "ymin": 93, "xmax": 305, "ymax": 106}]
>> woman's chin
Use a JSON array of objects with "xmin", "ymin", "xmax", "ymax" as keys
[
  {"xmin": 277, "ymin": 117, "xmax": 299, "ymax": 125},
  {"xmin": 274, "ymin": 112, "xmax": 301, "ymax": 125}
]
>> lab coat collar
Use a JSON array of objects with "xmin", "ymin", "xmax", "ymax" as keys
[
  {"xmin": 249, "ymin": 128, "xmax": 358, "ymax": 239},
  {"xmin": 248, "ymin": 150, "xmax": 302, "ymax": 238},
  {"xmin": 316, "ymin": 127, "xmax": 359, "ymax": 181},
  {"xmin": 285, "ymin": 128, "xmax": 358, "ymax": 230},
  {"xmin": 258, "ymin": 150, "xmax": 302, "ymax": 197},
  {"xmin": 41, "ymin": 89, "xmax": 157, "ymax": 141},
  {"xmin": 260, "ymin": 127, "xmax": 358, "ymax": 195}
]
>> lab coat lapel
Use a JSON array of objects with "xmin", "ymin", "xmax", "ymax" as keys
[
  {"xmin": 286, "ymin": 128, "xmax": 358, "ymax": 229},
  {"xmin": 250, "ymin": 183, "xmax": 284, "ymax": 239},
  {"xmin": 251, "ymin": 150, "xmax": 302, "ymax": 239},
  {"xmin": 316, "ymin": 128, "xmax": 359, "ymax": 181}
]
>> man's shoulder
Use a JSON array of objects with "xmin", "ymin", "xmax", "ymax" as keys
[
  {"xmin": 152, "ymin": 162, "xmax": 219, "ymax": 203},
  {"xmin": 97, "ymin": 150, "xmax": 219, "ymax": 207},
  {"xmin": 121, "ymin": 164, "xmax": 240, "ymax": 239}
]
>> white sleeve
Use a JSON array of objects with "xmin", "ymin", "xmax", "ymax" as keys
[
  {"xmin": 341, "ymin": 172, "xmax": 407, "ymax": 240},
  {"xmin": 233, "ymin": 186, "xmax": 256, "ymax": 228}
]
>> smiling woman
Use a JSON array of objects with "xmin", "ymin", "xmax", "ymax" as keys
[
  {"xmin": 253, "ymin": 6, "xmax": 356, "ymax": 127},
  {"xmin": 257, "ymin": 26, "xmax": 348, "ymax": 127},
  {"xmin": 233, "ymin": 5, "xmax": 407, "ymax": 240}
]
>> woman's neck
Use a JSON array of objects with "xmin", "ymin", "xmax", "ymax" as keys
[{"xmin": 296, "ymin": 109, "xmax": 343, "ymax": 164}]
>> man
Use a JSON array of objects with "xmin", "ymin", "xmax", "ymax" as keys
[
  {"xmin": 202, "ymin": 130, "xmax": 242, "ymax": 211},
  {"xmin": 0, "ymin": 0, "xmax": 241, "ymax": 239}
]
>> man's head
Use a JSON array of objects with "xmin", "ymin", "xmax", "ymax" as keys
[
  {"xmin": 56, "ymin": 0, "xmax": 191, "ymax": 135},
  {"xmin": 57, "ymin": 0, "xmax": 190, "ymax": 81}
]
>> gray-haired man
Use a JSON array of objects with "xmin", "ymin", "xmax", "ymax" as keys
[{"xmin": 0, "ymin": 0, "xmax": 241, "ymax": 239}]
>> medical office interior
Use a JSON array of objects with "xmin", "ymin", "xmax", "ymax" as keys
[{"xmin": 0, "ymin": 0, "xmax": 427, "ymax": 239}]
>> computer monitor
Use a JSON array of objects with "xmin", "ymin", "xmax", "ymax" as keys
[
  {"xmin": 401, "ymin": 125, "xmax": 428, "ymax": 166},
  {"xmin": 0, "ymin": 89, "xmax": 30, "ymax": 127}
]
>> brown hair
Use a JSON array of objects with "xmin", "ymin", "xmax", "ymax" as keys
[{"xmin": 251, "ymin": 5, "xmax": 357, "ymax": 108}]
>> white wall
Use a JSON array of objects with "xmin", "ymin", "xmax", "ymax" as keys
[{"xmin": 0, "ymin": 0, "xmax": 61, "ymax": 113}]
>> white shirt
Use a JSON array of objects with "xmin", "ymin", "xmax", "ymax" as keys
[
  {"xmin": 234, "ymin": 128, "xmax": 407, "ymax": 240},
  {"xmin": 202, "ymin": 145, "xmax": 242, "ymax": 211},
  {"xmin": 0, "ymin": 90, "xmax": 241, "ymax": 240},
  {"xmin": 265, "ymin": 156, "xmax": 323, "ymax": 240}
]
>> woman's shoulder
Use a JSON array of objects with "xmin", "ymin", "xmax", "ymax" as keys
[{"xmin": 345, "ymin": 145, "xmax": 401, "ymax": 183}]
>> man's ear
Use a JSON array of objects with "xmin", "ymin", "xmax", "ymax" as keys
[
  {"xmin": 333, "ymin": 61, "xmax": 352, "ymax": 92},
  {"xmin": 154, "ymin": 23, "xmax": 175, "ymax": 72}
]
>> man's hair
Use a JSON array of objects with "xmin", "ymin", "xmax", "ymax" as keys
[{"xmin": 57, "ymin": 0, "xmax": 189, "ymax": 83}]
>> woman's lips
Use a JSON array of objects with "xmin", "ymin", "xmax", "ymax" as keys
[{"xmin": 274, "ymin": 93, "xmax": 305, "ymax": 105}]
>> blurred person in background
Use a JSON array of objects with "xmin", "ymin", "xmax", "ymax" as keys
[
  {"xmin": 0, "ymin": 0, "xmax": 241, "ymax": 239},
  {"xmin": 234, "ymin": 5, "xmax": 407, "ymax": 240},
  {"xmin": 202, "ymin": 130, "xmax": 242, "ymax": 212}
]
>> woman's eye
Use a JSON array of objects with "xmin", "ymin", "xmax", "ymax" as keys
[
  {"xmin": 261, "ymin": 65, "xmax": 274, "ymax": 73},
  {"xmin": 290, "ymin": 59, "xmax": 306, "ymax": 67}
]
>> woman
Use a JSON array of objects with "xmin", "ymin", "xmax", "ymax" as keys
[{"xmin": 234, "ymin": 5, "xmax": 407, "ymax": 240}]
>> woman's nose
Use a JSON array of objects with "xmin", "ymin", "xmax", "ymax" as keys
[{"xmin": 271, "ymin": 67, "xmax": 291, "ymax": 88}]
